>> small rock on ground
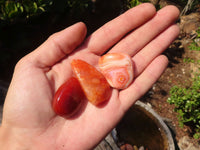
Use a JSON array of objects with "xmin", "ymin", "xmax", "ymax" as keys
[{"xmin": 178, "ymin": 136, "xmax": 200, "ymax": 150}]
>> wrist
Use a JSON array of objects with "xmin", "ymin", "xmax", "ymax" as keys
[{"xmin": 0, "ymin": 125, "xmax": 33, "ymax": 150}]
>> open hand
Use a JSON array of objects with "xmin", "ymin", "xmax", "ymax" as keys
[{"xmin": 0, "ymin": 3, "xmax": 180, "ymax": 150}]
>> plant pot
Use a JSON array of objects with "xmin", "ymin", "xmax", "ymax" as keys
[{"xmin": 114, "ymin": 100, "xmax": 175, "ymax": 150}]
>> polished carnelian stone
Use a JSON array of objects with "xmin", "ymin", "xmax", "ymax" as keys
[
  {"xmin": 53, "ymin": 77, "xmax": 85, "ymax": 117},
  {"xmin": 71, "ymin": 59, "xmax": 112, "ymax": 106}
]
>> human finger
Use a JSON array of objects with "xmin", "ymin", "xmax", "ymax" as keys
[
  {"xmin": 85, "ymin": 3, "xmax": 156, "ymax": 55},
  {"xmin": 109, "ymin": 5, "xmax": 180, "ymax": 56},
  {"xmin": 26, "ymin": 22, "xmax": 87, "ymax": 68},
  {"xmin": 119, "ymin": 55, "xmax": 168, "ymax": 110},
  {"xmin": 133, "ymin": 24, "xmax": 180, "ymax": 77}
]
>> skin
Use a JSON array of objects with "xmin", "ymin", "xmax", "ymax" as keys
[{"xmin": 0, "ymin": 3, "xmax": 180, "ymax": 150}]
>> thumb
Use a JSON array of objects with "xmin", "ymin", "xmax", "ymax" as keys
[{"xmin": 28, "ymin": 22, "xmax": 87, "ymax": 68}]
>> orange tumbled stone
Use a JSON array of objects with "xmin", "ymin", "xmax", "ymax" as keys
[
  {"xmin": 99, "ymin": 53, "xmax": 134, "ymax": 89},
  {"xmin": 71, "ymin": 59, "xmax": 112, "ymax": 106}
]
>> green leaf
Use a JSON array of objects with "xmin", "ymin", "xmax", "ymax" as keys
[{"xmin": 168, "ymin": 71, "xmax": 200, "ymax": 138}]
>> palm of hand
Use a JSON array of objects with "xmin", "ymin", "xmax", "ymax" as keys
[
  {"xmin": 3, "ymin": 30, "xmax": 123, "ymax": 150},
  {"xmin": 1, "ymin": 4, "xmax": 180, "ymax": 150}
]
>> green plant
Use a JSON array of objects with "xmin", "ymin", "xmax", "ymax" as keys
[
  {"xmin": 67, "ymin": 0, "xmax": 90, "ymax": 10},
  {"xmin": 167, "ymin": 73, "xmax": 200, "ymax": 139},
  {"xmin": 183, "ymin": 57, "xmax": 195, "ymax": 63},
  {"xmin": 127, "ymin": 0, "xmax": 149, "ymax": 8},
  {"xmin": 189, "ymin": 42, "xmax": 200, "ymax": 51},
  {"xmin": 0, "ymin": 0, "xmax": 52, "ymax": 21},
  {"xmin": 0, "ymin": 0, "xmax": 91, "ymax": 22},
  {"xmin": 196, "ymin": 27, "xmax": 200, "ymax": 38}
]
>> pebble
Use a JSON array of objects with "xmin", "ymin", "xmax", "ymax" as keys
[
  {"xmin": 138, "ymin": 146, "xmax": 144, "ymax": 150},
  {"xmin": 120, "ymin": 144, "xmax": 133, "ymax": 150},
  {"xmin": 182, "ymin": 68, "xmax": 185, "ymax": 74},
  {"xmin": 120, "ymin": 144, "xmax": 145, "ymax": 150},
  {"xmin": 194, "ymin": 38, "xmax": 200, "ymax": 47},
  {"xmin": 178, "ymin": 136, "xmax": 200, "ymax": 150}
]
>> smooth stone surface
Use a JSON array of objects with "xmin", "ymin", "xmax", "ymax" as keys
[{"xmin": 71, "ymin": 59, "xmax": 112, "ymax": 105}]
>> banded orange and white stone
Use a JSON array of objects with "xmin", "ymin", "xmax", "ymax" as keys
[{"xmin": 99, "ymin": 53, "xmax": 134, "ymax": 89}]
